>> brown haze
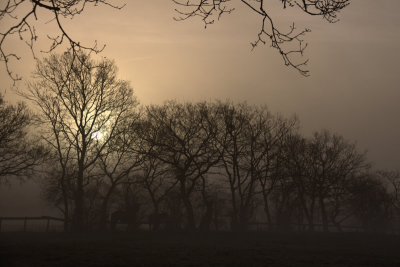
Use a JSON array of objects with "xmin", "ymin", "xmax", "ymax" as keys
[{"xmin": 0, "ymin": 0, "xmax": 400, "ymax": 216}]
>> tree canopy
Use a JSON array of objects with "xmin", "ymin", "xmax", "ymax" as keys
[{"xmin": 0, "ymin": 94, "xmax": 45, "ymax": 181}]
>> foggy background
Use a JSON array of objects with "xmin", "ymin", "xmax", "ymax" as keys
[{"xmin": 0, "ymin": 0, "xmax": 399, "ymax": 217}]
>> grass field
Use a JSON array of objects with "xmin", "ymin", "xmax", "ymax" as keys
[{"xmin": 1, "ymin": 231, "xmax": 399, "ymax": 266}]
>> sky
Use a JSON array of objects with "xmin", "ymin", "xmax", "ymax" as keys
[{"xmin": 1, "ymin": 0, "xmax": 400, "ymax": 215}]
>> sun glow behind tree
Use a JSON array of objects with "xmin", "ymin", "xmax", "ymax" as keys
[
  {"xmin": 22, "ymin": 52, "xmax": 137, "ymax": 231},
  {"xmin": 92, "ymin": 130, "xmax": 104, "ymax": 141}
]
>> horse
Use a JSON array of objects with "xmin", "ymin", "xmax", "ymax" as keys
[
  {"xmin": 110, "ymin": 210, "xmax": 138, "ymax": 231},
  {"xmin": 148, "ymin": 212, "xmax": 174, "ymax": 231}
]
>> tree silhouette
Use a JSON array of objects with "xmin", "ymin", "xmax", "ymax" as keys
[
  {"xmin": 0, "ymin": 0, "xmax": 123, "ymax": 82},
  {"xmin": 307, "ymin": 130, "xmax": 367, "ymax": 231},
  {"xmin": 139, "ymin": 152, "xmax": 178, "ymax": 222},
  {"xmin": 349, "ymin": 174, "xmax": 392, "ymax": 232},
  {"xmin": 96, "ymin": 111, "xmax": 143, "ymax": 229},
  {"xmin": 1, "ymin": 1, "xmax": 351, "ymax": 83},
  {"xmin": 142, "ymin": 102, "xmax": 221, "ymax": 231},
  {"xmin": 378, "ymin": 170, "xmax": 400, "ymax": 220},
  {"xmin": 173, "ymin": 0, "xmax": 350, "ymax": 76},
  {"xmin": 214, "ymin": 102, "xmax": 261, "ymax": 231},
  {"xmin": 256, "ymin": 113, "xmax": 298, "ymax": 230},
  {"xmin": 0, "ymin": 94, "xmax": 45, "ymax": 182},
  {"xmin": 23, "ymin": 52, "xmax": 136, "ymax": 231}
]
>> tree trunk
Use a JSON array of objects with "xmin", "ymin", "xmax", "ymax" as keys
[
  {"xmin": 182, "ymin": 195, "xmax": 195, "ymax": 231},
  {"xmin": 262, "ymin": 192, "xmax": 273, "ymax": 230},
  {"xmin": 298, "ymin": 191, "xmax": 315, "ymax": 232},
  {"xmin": 99, "ymin": 197, "xmax": 111, "ymax": 231},
  {"xmin": 73, "ymin": 168, "xmax": 85, "ymax": 232},
  {"xmin": 99, "ymin": 183, "xmax": 117, "ymax": 231},
  {"xmin": 319, "ymin": 196, "xmax": 329, "ymax": 232},
  {"xmin": 296, "ymin": 185, "xmax": 315, "ymax": 232},
  {"xmin": 230, "ymin": 214, "xmax": 240, "ymax": 231},
  {"xmin": 61, "ymin": 178, "xmax": 69, "ymax": 232},
  {"xmin": 179, "ymin": 178, "xmax": 195, "ymax": 231},
  {"xmin": 150, "ymin": 204, "xmax": 161, "ymax": 231},
  {"xmin": 237, "ymin": 207, "xmax": 249, "ymax": 232},
  {"xmin": 199, "ymin": 201, "xmax": 214, "ymax": 232}
]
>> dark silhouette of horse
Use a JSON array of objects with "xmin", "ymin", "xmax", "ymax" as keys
[
  {"xmin": 110, "ymin": 210, "xmax": 139, "ymax": 231},
  {"xmin": 148, "ymin": 212, "xmax": 171, "ymax": 231},
  {"xmin": 148, "ymin": 212, "xmax": 179, "ymax": 231}
]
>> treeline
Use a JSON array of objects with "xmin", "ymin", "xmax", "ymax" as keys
[{"xmin": 1, "ymin": 52, "xmax": 399, "ymax": 232}]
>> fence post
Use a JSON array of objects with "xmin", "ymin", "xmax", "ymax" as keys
[
  {"xmin": 46, "ymin": 218, "xmax": 50, "ymax": 232},
  {"xmin": 23, "ymin": 217, "xmax": 27, "ymax": 232}
]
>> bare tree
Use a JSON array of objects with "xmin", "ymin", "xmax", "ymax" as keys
[
  {"xmin": 142, "ymin": 101, "xmax": 221, "ymax": 231},
  {"xmin": 41, "ymin": 158, "xmax": 76, "ymax": 231},
  {"xmin": 0, "ymin": 0, "xmax": 124, "ymax": 82},
  {"xmin": 281, "ymin": 133, "xmax": 317, "ymax": 230},
  {"xmin": 30, "ymin": 88, "xmax": 76, "ymax": 229},
  {"xmin": 215, "ymin": 102, "xmax": 264, "ymax": 231},
  {"xmin": 348, "ymin": 174, "xmax": 392, "ymax": 232},
  {"xmin": 141, "ymin": 158, "xmax": 176, "ymax": 214},
  {"xmin": 256, "ymin": 114, "xmax": 298, "ymax": 230},
  {"xmin": 173, "ymin": 0, "xmax": 350, "ymax": 76},
  {"xmin": 307, "ymin": 130, "xmax": 368, "ymax": 232},
  {"xmin": 134, "ymin": 116, "xmax": 179, "ymax": 219},
  {"xmin": 0, "ymin": 94, "xmax": 45, "ymax": 182},
  {"xmin": 214, "ymin": 102, "xmax": 298, "ymax": 231},
  {"xmin": 23, "ymin": 52, "xmax": 136, "ymax": 231},
  {"xmin": 96, "ymin": 111, "xmax": 143, "ymax": 229},
  {"xmin": 378, "ymin": 170, "xmax": 400, "ymax": 226},
  {"xmin": 197, "ymin": 174, "xmax": 220, "ymax": 231}
]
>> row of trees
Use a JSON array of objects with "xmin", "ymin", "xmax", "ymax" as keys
[{"xmin": 1, "ymin": 52, "xmax": 399, "ymax": 232}]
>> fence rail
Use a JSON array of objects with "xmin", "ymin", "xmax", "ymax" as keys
[
  {"xmin": 0, "ymin": 216, "xmax": 65, "ymax": 232},
  {"xmin": 1, "ymin": 217, "xmax": 399, "ymax": 234},
  {"xmin": 247, "ymin": 222, "xmax": 400, "ymax": 234}
]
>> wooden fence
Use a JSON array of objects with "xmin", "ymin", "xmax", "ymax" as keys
[
  {"xmin": 1, "ymin": 217, "xmax": 399, "ymax": 234},
  {"xmin": 0, "ymin": 216, "xmax": 65, "ymax": 232},
  {"xmin": 247, "ymin": 222, "xmax": 400, "ymax": 235}
]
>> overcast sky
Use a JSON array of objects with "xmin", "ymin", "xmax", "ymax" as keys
[{"xmin": 1, "ymin": 0, "xmax": 400, "ymax": 215}]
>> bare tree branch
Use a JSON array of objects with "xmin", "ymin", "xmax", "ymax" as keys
[
  {"xmin": 0, "ymin": 94, "xmax": 46, "ymax": 182},
  {"xmin": 173, "ymin": 0, "xmax": 350, "ymax": 76},
  {"xmin": 0, "ymin": 0, "xmax": 125, "ymax": 83}
]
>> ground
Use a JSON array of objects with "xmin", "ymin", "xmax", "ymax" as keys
[{"xmin": 1, "ymin": 231, "xmax": 400, "ymax": 266}]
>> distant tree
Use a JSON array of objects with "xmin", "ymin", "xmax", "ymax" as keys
[
  {"xmin": 23, "ymin": 52, "xmax": 136, "ymax": 231},
  {"xmin": 0, "ymin": 0, "xmax": 124, "ymax": 82},
  {"xmin": 255, "ymin": 112, "xmax": 298, "ymax": 230},
  {"xmin": 96, "ymin": 111, "xmax": 143, "ymax": 229},
  {"xmin": 173, "ymin": 0, "xmax": 350, "ymax": 75},
  {"xmin": 215, "ymin": 102, "xmax": 268, "ymax": 231},
  {"xmin": 307, "ymin": 130, "xmax": 368, "ymax": 232},
  {"xmin": 138, "ymin": 154, "xmax": 178, "ymax": 227},
  {"xmin": 197, "ymin": 174, "xmax": 220, "ymax": 232},
  {"xmin": 214, "ymin": 102, "xmax": 297, "ymax": 231},
  {"xmin": 41, "ymin": 160, "xmax": 76, "ymax": 231},
  {"xmin": 378, "ymin": 170, "xmax": 400, "ymax": 226},
  {"xmin": 269, "ymin": 165, "xmax": 299, "ymax": 231},
  {"xmin": 349, "ymin": 174, "xmax": 392, "ymax": 232},
  {"xmin": 134, "ymin": 115, "xmax": 179, "ymax": 220},
  {"xmin": 278, "ymin": 130, "xmax": 368, "ymax": 232},
  {"xmin": 282, "ymin": 133, "xmax": 317, "ymax": 230},
  {"xmin": 0, "ymin": 94, "xmax": 45, "ymax": 182},
  {"xmin": 142, "ymin": 102, "xmax": 221, "ymax": 231}
]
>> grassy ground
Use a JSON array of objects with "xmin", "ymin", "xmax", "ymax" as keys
[{"xmin": 1, "ymin": 231, "xmax": 399, "ymax": 267}]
